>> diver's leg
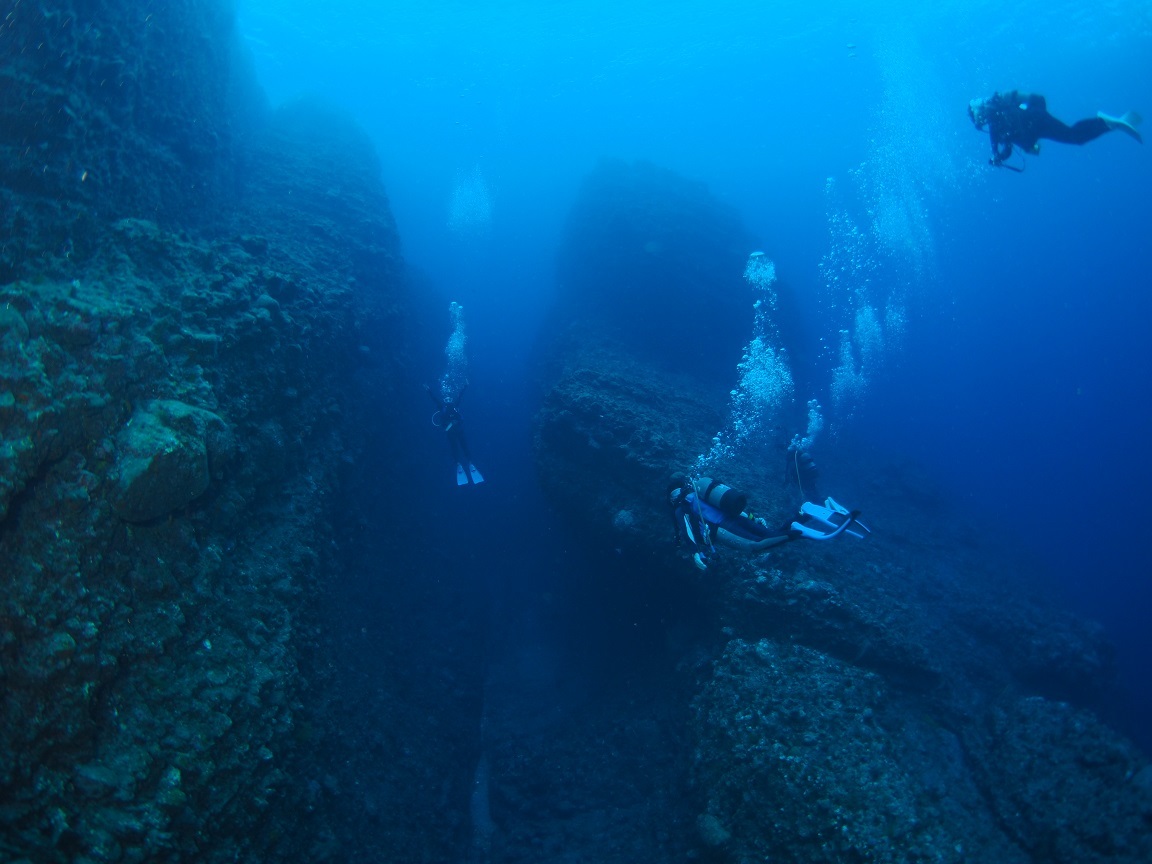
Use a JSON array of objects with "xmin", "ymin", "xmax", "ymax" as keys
[
  {"xmin": 447, "ymin": 432, "xmax": 464, "ymax": 465},
  {"xmin": 1039, "ymin": 113, "xmax": 1109, "ymax": 145},
  {"xmin": 455, "ymin": 431, "xmax": 473, "ymax": 467},
  {"xmin": 446, "ymin": 434, "xmax": 469, "ymax": 484}
]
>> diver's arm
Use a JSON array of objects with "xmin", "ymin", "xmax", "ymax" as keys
[
  {"xmin": 985, "ymin": 93, "xmax": 1015, "ymax": 165},
  {"xmin": 671, "ymin": 506, "xmax": 686, "ymax": 546},
  {"xmin": 424, "ymin": 384, "xmax": 442, "ymax": 408},
  {"xmin": 990, "ymin": 130, "xmax": 1013, "ymax": 165}
]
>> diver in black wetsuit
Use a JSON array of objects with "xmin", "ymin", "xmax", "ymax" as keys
[
  {"xmin": 968, "ymin": 91, "xmax": 1142, "ymax": 170},
  {"xmin": 426, "ymin": 382, "xmax": 484, "ymax": 485},
  {"xmin": 786, "ymin": 447, "xmax": 820, "ymax": 502}
]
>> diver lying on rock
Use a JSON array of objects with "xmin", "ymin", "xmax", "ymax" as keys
[{"xmin": 667, "ymin": 473, "xmax": 868, "ymax": 572}]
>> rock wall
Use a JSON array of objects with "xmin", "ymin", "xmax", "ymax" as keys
[
  {"xmin": 536, "ymin": 160, "xmax": 774, "ymax": 560},
  {"xmin": 0, "ymin": 3, "xmax": 470, "ymax": 862},
  {"xmin": 0, "ymin": 0, "xmax": 253, "ymax": 281},
  {"xmin": 0, "ymin": 224, "xmax": 293, "ymax": 864}
]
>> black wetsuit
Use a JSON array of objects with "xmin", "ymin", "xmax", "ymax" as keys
[
  {"xmin": 785, "ymin": 449, "xmax": 819, "ymax": 501},
  {"xmin": 982, "ymin": 91, "xmax": 1109, "ymax": 166},
  {"xmin": 427, "ymin": 385, "xmax": 472, "ymax": 468}
]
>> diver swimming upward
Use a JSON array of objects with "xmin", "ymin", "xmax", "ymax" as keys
[{"xmin": 426, "ymin": 382, "xmax": 484, "ymax": 486}]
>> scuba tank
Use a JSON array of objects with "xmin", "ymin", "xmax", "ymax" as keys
[{"xmin": 694, "ymin": 477, "xmax": 748, "ymax": 519}]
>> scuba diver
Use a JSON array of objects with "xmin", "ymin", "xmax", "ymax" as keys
[
  {"xmin": 786, "ymin": 446, "xmax": 820, "ymax": 501},
  {"xmin": 968, "ymin": 91, "xmax": 1142, "ymax": 171},
  {"xmin": 425, "ymin": 382, "xmax": 484, "ymax": 486},
  {"xmin": 667, "ymin": 472, "xmax": 868, "ymax": 572}
]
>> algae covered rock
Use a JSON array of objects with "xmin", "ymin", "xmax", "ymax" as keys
[
  {"xmin": 112, "ymin": 400, "xmax": 233, "ymax": 522},
  {"xmin": 960, "ymin": 696, "xmax": 1152, "ymax": 863},
  {"xmin": 692, "ymin": 639, "xmax": 998, "ymax": 864},
  {"xmin": 533, "ymin": 335, "xmax": 724, "ymax": 555}
]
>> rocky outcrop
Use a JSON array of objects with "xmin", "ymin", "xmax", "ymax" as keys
[
  {"xmin": 692, "ymin": 639, "xmax": 1000, "ymax": 863},
  {"xmin": 693, "ymin": 639, "xmax": 1152, "ymax": 864},
  {"xmin": 960, "ymin": 696, "xmax": 1152, "ymax": 862},
  {"xmin": 534, "ymin": 329, "xmax": 725, "ymax": 550},
  {"xmin": 111, "ymin": 400, "xmax": 233, "ymax": 523},
  {"xmin": 0, "ymin": 220, "xmax": 343, "ymax": 863}
]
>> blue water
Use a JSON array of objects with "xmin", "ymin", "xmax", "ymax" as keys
[{"xmin": 236, "ymin": 1, "xmax": 1152, "ymax": 745}]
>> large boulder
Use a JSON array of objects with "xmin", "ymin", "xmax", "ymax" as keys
[
  {"xmin": 691, "ymin": 639, "xmax": 995, "ymax": 863},
  {"xmin": 112, "ymin": 399, "xmax": 233, "ymax": 523}
]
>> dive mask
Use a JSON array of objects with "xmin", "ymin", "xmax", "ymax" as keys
[{"xmin": 968, "ymin": 97, "xmax": 990, "ymax": 129}]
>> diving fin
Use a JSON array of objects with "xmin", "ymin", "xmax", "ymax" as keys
[
  {"xmin": 796, "ymin": 500, "xmax": 868, "ymax": 540},
  {"xmin": 467, "ymin": 464, "xmax": 485, "ymax": 485},
  {"xmin": 792, "ymin": 507, "xmax": 862, "ymax": 541},
  {"xmin": 1098, "ymin": 110, "xmax": 1143, "ymax": 143},
  {"xmin": 456, "ymin": 463, "xmax": 469, "ymax": 486},
  {"xmin": 824, "ymin": 497, "xmax": 871, "ymax": 536}
]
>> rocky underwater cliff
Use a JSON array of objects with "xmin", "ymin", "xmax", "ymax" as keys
[{"xmin": 0, "ymin": 3, "xmax": 484, "ymax": 862}]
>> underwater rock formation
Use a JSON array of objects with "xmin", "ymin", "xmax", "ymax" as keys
[
  {"xmin": 692, "ymin": 638, "xmax": 989, "ymax": 863},
  {"xmin": 111, "ymin": 400, "xmax": 233, "ymax": 523},
  {"xmin": 534, "ymin": 328, "xmax": 725, "ymax": 554},
  {"xmin": 0, "ymin": 215, "xmax": 327, "ymax": 864},
  {"xmin": 537, "ymin": 162, "xmax": 786, "ymax": 558},
  {"xmin": 555, "ymin": 159, "xmax": 757, "ymax": 381},
  {"xmin": 0, "ymin": 0, "xmax": 256, "ymax": 281},
  {"xmin": 529, "ymin": 162, "xmax": 1152, "ymax": 862},
  {"xmin": 0, "ymin": 4, "xmax": 481, "ymax": 863}
]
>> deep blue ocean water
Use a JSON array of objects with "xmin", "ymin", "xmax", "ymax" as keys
[{"xmin": 236, "ymin": 1, "xmax": 1152, "ymax": 748}]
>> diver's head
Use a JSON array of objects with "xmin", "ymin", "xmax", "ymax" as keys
[
  {"xmin": 968, "ymin": 97, "xmax": 990, "ymax": 129},
  {"xmin": 666, "ymin": 472, "xmax": 689, "ymax": 505}
]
